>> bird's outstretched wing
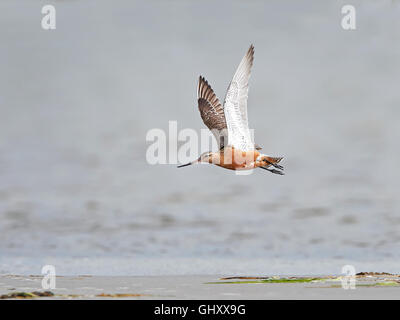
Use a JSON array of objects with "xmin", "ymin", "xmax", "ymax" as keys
[
  {"xmin": 223, "ymin": 45, "xmax": 255, "ymax": 151},
  {"xmin": 197, "ymin": 76, "xmax": 228, "ymax": 149}
]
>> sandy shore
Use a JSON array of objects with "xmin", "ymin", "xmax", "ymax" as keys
[{"xmin": 1, "ymin": 274, "xmax": 400, "ymax": 299}]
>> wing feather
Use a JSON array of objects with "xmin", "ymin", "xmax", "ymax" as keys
[
  {"xmin": 223, "ymin": 45, "xmax": 255, "ymax": 151},
  {"xmin": 197, "ymin": 76, "xmax": 228, "ymax": 149}
]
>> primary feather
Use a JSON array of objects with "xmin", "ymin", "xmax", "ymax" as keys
[
  {"xmin": 223, "ymin": 45, "xmax": 255, "ymax": 151},
  {"xmin": 197, "ymin": 45, "xmax": 257, "ymax": 151}
]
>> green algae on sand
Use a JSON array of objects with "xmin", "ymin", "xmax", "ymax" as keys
[
  {"xmin": 206, "ymin": 273, "xmax": 400, "ymax": 287},
  {"xmin": 0, "ymin": 291, "xmax": 54, "ymax": 299},
  {"xmin": 206, "ymin": 277, "xmax": 328, "ymax": 284}
]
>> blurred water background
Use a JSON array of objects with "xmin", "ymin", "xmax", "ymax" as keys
[{"xmin": 0, "ymin": 0, "xmax": 400, "ymax": 275}]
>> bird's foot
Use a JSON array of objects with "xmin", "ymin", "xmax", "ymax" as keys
[
  {"xmin": 272, "ymin": 163, "xmax": 284, "ymax": 170},
  {"xmin": 263, "ymin": 160, "xmax": 284, "ymax": 170},
  {"xmin": 260, "ymin": 166, "xmax": 284, "ymax": 175}
]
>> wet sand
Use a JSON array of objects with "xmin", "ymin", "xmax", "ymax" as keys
[{"xmin": 1, "ymin": 274, "xmax": 400, "ymax": 300}]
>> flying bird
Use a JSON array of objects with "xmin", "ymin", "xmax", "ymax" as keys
[{"xmin": 178, "ymin": 45, "xmax": 284, "ymax": 175}]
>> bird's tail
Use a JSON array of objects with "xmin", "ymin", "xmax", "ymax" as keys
[
  {"xmin": 264, "ymin": 156, "xmax": 283, "ymax": 164},
  {"xmin": 262, "ymin": 156, "xmax": 284, "ymax": 171}
]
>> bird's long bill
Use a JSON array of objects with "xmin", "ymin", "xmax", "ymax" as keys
[{"xmin": 177, "ymin": 160, "xmax": 198, "ymax": 168}]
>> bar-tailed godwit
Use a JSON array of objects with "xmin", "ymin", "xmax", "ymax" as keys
[{"xmin": 178, "ymin": 45, "xmax": 284, "ymax": 175}]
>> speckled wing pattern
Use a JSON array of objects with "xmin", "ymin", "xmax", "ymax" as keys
[
  {"xmin": 197, "ymin": 76, "xmax": 228, "ymax": 149},
  {"xmin": 223, "ymin": 45, "xmax": 255, "ymax": 151}
]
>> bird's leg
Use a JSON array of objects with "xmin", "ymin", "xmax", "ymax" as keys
[
  {"xmin": 259, "ymin": 166, "xmax": 284, "ymax": 175},
  {"xmin": 263, "ymin": 159, "xmax": 284, "ymax": 170}
]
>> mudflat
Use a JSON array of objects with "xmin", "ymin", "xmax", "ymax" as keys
[{"xmin": 1, "ymin": 274, "xmax": 400, "ymax": 300}]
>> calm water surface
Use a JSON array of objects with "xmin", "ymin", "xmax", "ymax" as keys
[{"xmin": 0, "ymin": 0, "xmax": 399, "ymax": 275}]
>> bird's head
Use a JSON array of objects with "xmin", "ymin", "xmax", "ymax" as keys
[{"xmin": 177, "ymin": 151, "xmax": 213, "ymax": 168}]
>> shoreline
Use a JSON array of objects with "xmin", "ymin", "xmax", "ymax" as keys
[{"xmin": 1, "ymin": 274, "xmax": 400, "ymax": 300}]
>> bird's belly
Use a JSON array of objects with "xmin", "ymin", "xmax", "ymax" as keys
[{"xmin": 214, "ymin": 148, "xmax": 260, "ymax": 170}]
